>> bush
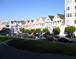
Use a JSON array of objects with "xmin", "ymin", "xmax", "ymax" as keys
[
  {"xmin": 53, "ymin": 27, "xmax": 60, "ymax": 35},
  {"xmin": 65, "ymin": 26, "xmax": 76, "ymax": 38},
  {"xmin": 30, "ymin": 29, "xmax": 36, "ymax": 33},
  {"xmin": 20, "ymin": 28, "xmax": 42, "ymax": 33},
  {"xmin": 42, "ymin": 28, "xmax": 49, "ymax": 33},
  {"xmin": 35, "ymin": 29, "xmax": 41, "ymax": 33},
  {"xmin": 20, "ymin": 28, "xmax": 31, "ymax": 33}
]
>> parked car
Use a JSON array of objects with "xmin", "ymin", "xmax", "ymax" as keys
[
  {"xmin": 38, "ymin": 35, "xmax": 46, "ymax": 40},
  {"xmin": 71, "ymin": 38, "xmax": 76, "ymax": 43},
  {"xmin": 35, "ymin": 33, "xmax": 46, "ymax": 40}
]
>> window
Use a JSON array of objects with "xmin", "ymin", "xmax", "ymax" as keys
[
  {"xmin": 75, "ymin": 6, "xmax": 76, "ymax": 9},
  {"xmin": 67, "ymin": 7, "xmax": 70, "ymax": 10},
  {"xmin": 75, "ymin": 13, "xmax": 76, "ymax": 17},
  {"xmin": 68, "ymin": 13, "xmax": 69, "ymax": 17},
  {"xmin": 70, "ymin": 13, "xmax": 72, "ymax": 17},
  {"xmin": 67, "ymin": 0, "xmax": 72, "ymax": 4},
  {"xmin": 66, "ymin": 13, "xmax": 72, "ymax": 17},
  {"xmin": 75, "ymin": 20, "xmax": 76, "ymax": 24},
  {"xmin": 75, "ymin": 0, "xmax": 76, "ymax": 2},
  {"xmin": 31, "ymin": 20, "xmax": 34, "ymax": 22},
  {"xmin": 27, "ymin": 21, "xmax": 29, "ymax": 23},
  {"xmin": 60, "ymin": 20, "xmax": 61, "ymax": 22},
  {"xmin": 58, "ymin": 21, "xmax": 59, "ymax": 23}
]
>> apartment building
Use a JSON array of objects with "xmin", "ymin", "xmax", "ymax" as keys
[
  {"xmin": 65, "ymin": 0, "xmax": 76, "ymax": 26},
  {"xmin": 64, "ymin": 0, "xmax": 76, "ymax": 36}
]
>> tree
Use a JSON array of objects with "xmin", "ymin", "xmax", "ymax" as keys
[
  {"xmin": 53, "ymin": 27, "xmax": 60, "ymax": 35},
  {"xmin": 65, "ymin": 26, "xmax": 76, "ymax": 38}
]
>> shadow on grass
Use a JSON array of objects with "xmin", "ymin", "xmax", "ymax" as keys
[{"xmin": 7, "ymin": 39, "xmax": 76, "ymax": 56}]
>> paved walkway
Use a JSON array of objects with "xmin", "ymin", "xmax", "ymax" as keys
[{"xmin": 0, "ymin": 43, "xmax": 76, "ymax": 59}]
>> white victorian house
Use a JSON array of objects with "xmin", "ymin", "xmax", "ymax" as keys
[
  {"xmin": 22, "ymin": 17, "xmax": 47, "ymax": 30},
  {"xmin": 7, "ymin": 21, "xmax": 25, "ymax": 34},
  {"xmin": 0, "ymin": 21, "xmax": 7, "ymax": 31},
  {"xmin": 52, "ymin": 14, "xmax": 65, "ymax": 28}
]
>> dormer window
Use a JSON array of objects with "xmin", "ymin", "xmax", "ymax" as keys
[{"xmin": 31, "ymin": 20, "xmax": 34, "ymax": 22}]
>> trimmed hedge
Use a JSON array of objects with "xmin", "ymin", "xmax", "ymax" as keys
[{"xmin": 7, "ymin": 39, "xmax": 76, "ymax": 56}]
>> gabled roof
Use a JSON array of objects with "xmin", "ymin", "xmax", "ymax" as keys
[
  {"xmin": 57, "ymin": 14, "xmax": 65, "ymax": 19},
  {"xmin": 41, "ymin": 17, "xmax": 46, "ymax": 20},
  {"xmin": 36, "ymin": 17, "xmax": 46, "ymax": 21},
  {"xmin": 48, "ymin": 16, "xmax": 54, "ymax": 20}
]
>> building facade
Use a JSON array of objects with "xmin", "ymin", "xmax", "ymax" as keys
[
  {"xmin": 21, "ymin": 14, "xmax": 65, "ymax": 34},
  {"xmin": 7, "ymin": 21, "xmax": 25, "ymax": 34},
  {"xmin": 65, "ymin": 0, "xmax": 76, "ymax": 26},
  {"xmin": 22, "ymin": 17, "xmax": 47, "ymax": 29},
  {"xmin": 0, "ymin": 21, "xmax": 7, "ymax": 31}
]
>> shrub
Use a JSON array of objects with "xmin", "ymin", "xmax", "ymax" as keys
[
  {"xmin": 65, "ymin": 26, "xmax": 76, "ymax": 38},
  {"xmin": 20, "ymin": 28, "xmax": 31, "ymax": 33},
  {"xmin": 30, "ymin": 29, "xmax": 36, "ymax": 33},
  {"xmin": 53, "ymin": 27, "xmax": 60, "ymax": 35},
  {"xmin": 35, "ymin": 29, "xmax": 41, "ymax": 33},
  {"xmin": 42, "ymin": 28, "xmax": 49, "ymax": 33}
]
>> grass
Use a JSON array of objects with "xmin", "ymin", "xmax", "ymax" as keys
[
  {"xmin": 7, "ymin": 39, "xmax": 76, "ymax": 56},
  {"xmin": 0, "ymin": 35, "xmax": 16, "ymax": 42}
]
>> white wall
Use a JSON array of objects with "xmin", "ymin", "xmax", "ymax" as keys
[{"xmin": 65, "ymin": 0, "xmax": 76, "ymax": 26}]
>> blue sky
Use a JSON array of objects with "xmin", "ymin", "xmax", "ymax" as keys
[{"xmin": 0, "ymin": 0, "xmax": 64, "ymax": 21}]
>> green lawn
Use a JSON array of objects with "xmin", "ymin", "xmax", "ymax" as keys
[
  {"xmin": 7, "ymin": 39, "xmax": 76, "ymax": 56},
  {"xmin": 0, "ymin": 36, "xmax": 16, "ymax": 42}
]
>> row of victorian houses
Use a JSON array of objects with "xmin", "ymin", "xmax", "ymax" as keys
[
  {"xmin": 0, "ymin": 14, "xmax": 65, "ymax": 36},
  {"xmin": 1, "ymin": 0, "xmax": 76, "ymax": 36}
]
